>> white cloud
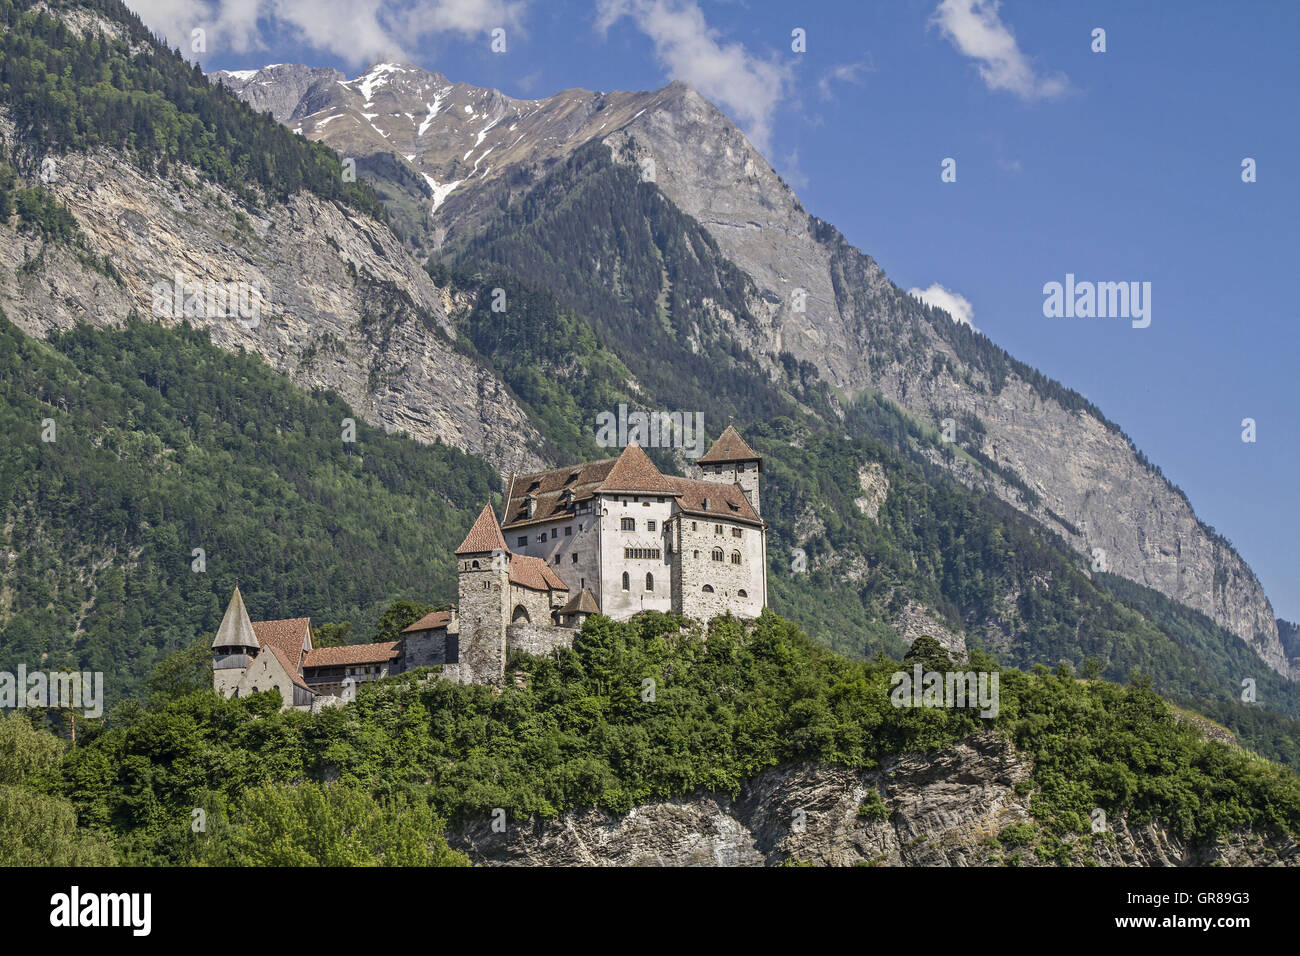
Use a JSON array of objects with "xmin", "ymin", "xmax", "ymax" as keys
[
  {"xmin": 126, "ymin": 0, "xmax": 526, "ymax": 66},
  {"xmin": 817, "ymin": 60, "xmax": 871, "ymax": 101},
  {"xmin": 596, "ymin": 0, "xmax": 791, "ymax": 154},
  {"xmin": 909, "ymin": 283, "xmax": 976, "ymax": 329},
  {"xmin": 930, "ymin": 0, "xmax": 1067, "ymax": 101}
]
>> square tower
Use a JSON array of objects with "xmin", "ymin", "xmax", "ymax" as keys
[{"xmin": 455, "ymin": 505, "xmax": 512, "ymax": 684}]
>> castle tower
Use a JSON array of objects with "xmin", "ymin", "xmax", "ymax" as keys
[
  {"xmin": 211, "ymin": 586, "xmax": 260, "ymax": 698},
  {"xmin": 697, "ymin": 425, "xmax": 762, "ymax": 515},
  {"xmin": 455, "ymin": 504, "xmax": 512, "ymax": 684}
]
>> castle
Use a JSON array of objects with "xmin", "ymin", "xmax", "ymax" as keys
[{"xmin": 211, "ymin": 428, "xmax": 767, "ymax": 709}]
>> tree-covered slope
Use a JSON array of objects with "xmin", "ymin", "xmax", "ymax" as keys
[
  {"xmin": 8, "ymin": 611, "xmax": 1298, "ymax": 866},
  {"xmin": 0, "ymin": 313, "xmax": 498, "ymax": 704}
]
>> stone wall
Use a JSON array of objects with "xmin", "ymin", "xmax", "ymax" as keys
[
  {"xmin": 457, "ymin": 557, "xmax": 509, "ymax": 684},
  {"xmin": 507, "ymin": 585, "xmax": 555, "ymax": 627},
  {"xmin": 673, "ymin": 516, "xmax": 765, "ymax": 620},
  {"xmin": 402, "ymin": 628, "xmax": 453, "ymax": 669},
  {"xmin": 507, "ymin": 622, "xmax": 577, "ymax": 658}
]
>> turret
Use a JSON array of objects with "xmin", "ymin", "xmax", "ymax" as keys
[
  {"xmin": 697, "ymin": 426, "xmax": 761, "ymax": 515},
  {"xmin": 211, "ymin": 586, "xmax": 260, "ymax": 697}
]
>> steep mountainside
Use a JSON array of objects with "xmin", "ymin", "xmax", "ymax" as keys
[
  {"xmin": 0, "ymin": 3, "xmax": 541, "ymax": 473},
  {"xmin": 228, "ymin": 60, "xmax": 1285, "ymax": 677}
]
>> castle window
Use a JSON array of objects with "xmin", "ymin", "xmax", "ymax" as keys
[
  {"xmin": 693, "ymin": 550, "xmax": 699, "ymax": 559},
  {"xmin": 738, "ymin": 589, "xmax": 748, "ymax": 599},
  {"xmin": 471, "ymin": 560, "xmax": 480, "ymax": 569},
  {"xmin": 732, "ymin": 528, "xmax": 742, "ymax": 538},
  {"xmin": 731, "ymin": 551, "xmax": 741, "ymax": 565},
  {"xmin": 712, "ymin": 548, "xmax": 724, "ymax": 562},
  {"xmin": 622, "ymin": 572, "xmax": 630, "ymax": 591},
  {"xmin": 551, "ymin": 529, "xmax": 558, "ymax": 540},
  {"xmin": 647, "ymin": 519, "xmax": 657, "ymax": 532},
  {"xmin": 702, "ymin": 585, "xmax": 714, "ymax": 593},
  {"xmin": 565, "ymin": 526, "xmax": 572, "ymax": 536},
  {"xmin": 715, "ymin": 524, "xmax": 723, "ymax": 535},
  {"xmin": 572, "ymin": 553, "xmax": 579, "ymax": 563},
  {"xmin": 645, "ymin": 573, "xmax": 654, "ymax": 591},
  {"xmin": 691, "ymin": 521, "xmax": 697, "ymax": 531},
  {"xmin": 621, "ymin": 518, "xmax": 635, "ymax": 531},
  {"xmin": 517, "ymin": 536, "xmax": 527, "ymax": 547}
]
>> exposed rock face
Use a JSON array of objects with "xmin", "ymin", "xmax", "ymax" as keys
[
  {"xmin": 223, "ymin": 62, "xmax": 1287, "ymax": 677},
  {"xmin": 0, "ymin": 113, "xmax": 544, "ymax": 476},
  {"xmin": 602, "ymin": 88, "xmax": 1287, "ymax": 678},
  {"xmin": 892, "ymin": 600, "xmax": 967, "ymax": 660},
  {"xmin": 212, "ymin": 65, "xmax": 344, "ymax": 124},
  {"xmin": 449, "ymin": 732, "xmax": 1296, "ymax": 866},
  {"xmin": 854, "ymin": 462, "xmax": 889, "ymax": 520}
]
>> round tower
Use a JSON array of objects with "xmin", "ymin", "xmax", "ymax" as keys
[{"xmin": 211, "ymin": 585, "xmax": 260, "ymax": 698}]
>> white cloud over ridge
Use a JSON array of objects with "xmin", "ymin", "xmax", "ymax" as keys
[
  {"xmin": 596, "ymin": 0, "xmax": 791, "ymax": 154},
  {"xmin": 908, "ymin": 283, "xmax": 976, "ymax": 329},
  {"xmin": 126, "ymin": 0, "xmax": 526, "ymax": 65},
  {"xmin": 930, "ymin": 0, "xmax": 1067, "ymax": 101}
]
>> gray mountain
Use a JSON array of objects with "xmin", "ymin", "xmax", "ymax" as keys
[{"xmin": 210, "ymin": 61, "xmax": 1289, "ymax": 677}]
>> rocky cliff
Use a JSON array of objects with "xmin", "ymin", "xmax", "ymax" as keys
[
  {"xmin": 449, "ymin": 732, "xmax": 1297, "ymax": 866},
  {"xmin": 0, "ymin": 111, "xmax": 545, "ymax": 476}
]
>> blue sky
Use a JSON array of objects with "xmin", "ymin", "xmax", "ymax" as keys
[{"xmin": 136, "ymin": 0, "xmax": 1299, "ymax": 621}]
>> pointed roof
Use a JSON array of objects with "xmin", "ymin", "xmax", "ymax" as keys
[
  {"xmin": 455, "ymin": 504, "xmax": 509, "ymax": 555},
  {"xmin": 560, "ymin": 588, "xmax": 600, "ymax": 615},
  {"xmin": 698, "ymin": 426, "xmax": 760, "ymax": 465},
  {"xmin": 597, "ymin": 444, "xmax": 677, "ymax": 495},
  {"xmin": 211, "ymin": 587, "xmax": 260, "ymax": 650}
]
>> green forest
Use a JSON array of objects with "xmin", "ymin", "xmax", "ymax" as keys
[
  {"xmin": 0, "ymin": 313, "xmax": 498, "ymax": 700},
  {"xmin": 2, "ymin": 612, "xmax": 1297, "ymax": 866}
]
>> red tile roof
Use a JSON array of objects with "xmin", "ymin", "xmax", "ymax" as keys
[
  {"xmin": 598, "ymin": 444, "xmax": 677, "ymax": 495},
  {"xmin": 251, "ymin": 618, "xmax": 312, "ymax": 670},
  {"xmin": 403, "ymin": 609, "xmax": 453, "ymax": 633},
  {"xmin": 509, "ymin": 554, "xmax": 569, "ymax": 592},
  {"xmin": 664, "ymin": 476, "xmax": 763, "ymax": 525},
  {"xmin": 698, "ymin": 426, "xmax": 760, "ymax": 465},
  {"xmin": 303, "ymin": 642, "xmax": 400, "ymax": 668},
  {"xmin": 455, "ymin": 504, "xmax": 509, "ymax": 555},
  {"xmin": 502, "ymin": 457, "xmax": 619, "ymax": 529}
]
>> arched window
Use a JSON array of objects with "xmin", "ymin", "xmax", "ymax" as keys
[
  {"xmin": 511, "ymin": 604, "xmax": 530, "ymax": 624},
  {"xmin": 738, "ymin": 589, "xmax": 748, "ymax": 599},
  {"xmin": 471, "ymin": 560, "xmax": 480, "ymax": 569},
  {"xmin": 731, "ymin": 551, "xmax": 741, "ymax": 565},
  {"xmin": 702, "ymin": 584, "xmax": 714, "ymax": 593},
  {"xmin": 622, "ymin": 571, "xmax": 630, "ymax": 591},
  {"xmin": 645, "ymin": 573, "xmax": 654, "ymax": 591},
  {"xmin": 712, "ymin": 548, "xmax": 724, "ymax": 562}
]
